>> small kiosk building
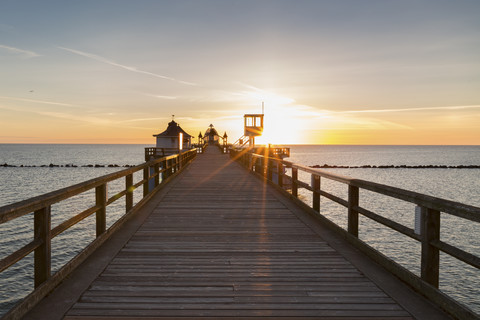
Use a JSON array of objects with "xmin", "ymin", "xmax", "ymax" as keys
[{"xmin": 153, "ymin": 120, "xmax": 192, "ymax": 153}]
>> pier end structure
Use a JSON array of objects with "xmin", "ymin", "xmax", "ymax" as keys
[{"xmin": 145, "ymin": 119, "xmax": 193, "ymax": 161}]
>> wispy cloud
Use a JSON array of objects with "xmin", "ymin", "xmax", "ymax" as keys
[
  {"xmin": 58, "ymin": 46, "xmax": 197, "ymax": 86},
  {"xmin": 228, "ymin": 83, "xmax": 296, "ymax": 106},
  {"xmin": 324, "ymin": 115, "xmax": 414, "ymax": 131},
  {"xmin": 118, "ymin": 117, "xmax": 170, "ymax": 124},
  {"xmin": 334, "ymin": 105, "xmax": 480, "ymax": 114},
  {"xmin": 0, "ymin": 44, "xmax": 40, "ymax": 58},
  {"xmin": 144, "ymin": 93, "xmax": 177, "ymax": 100},
  {"xmin": 0, "ymin": 103, "xmax": 104, "ymax": 125},
  {"xmin": 36, "ymin": 111, "xmax": 112, "ymax": 125},
  {"xmin": 0, "ymin": 95, "xmax": 75, "ymax": 107}
]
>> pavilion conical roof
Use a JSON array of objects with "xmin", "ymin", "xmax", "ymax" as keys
[{"xmin": 153, "ymin": 120, "xmax": 192, "ymax": 138}]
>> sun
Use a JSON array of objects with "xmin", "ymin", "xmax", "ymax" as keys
[
  {"xmin": 236, "ymin": 87, "xmax": 311, "ymax": 145},
  {"xmin": 255, "ymin": 105, "xmax": 303, "ymax": 145}
]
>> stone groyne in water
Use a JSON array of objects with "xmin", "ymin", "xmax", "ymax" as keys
[
  {"xmin": 1, "ymin": 163, "xmax": 137, "ymax": 168},
  {"xmin": 310, "ymin": 164, "xmax": 480, "ymax": 169}
]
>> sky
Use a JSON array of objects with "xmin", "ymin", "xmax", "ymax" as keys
[{"xmin": 1, "ymin": 0, "xmax": 479, "ymax": 145}]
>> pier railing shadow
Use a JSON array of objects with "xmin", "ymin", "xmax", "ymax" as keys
[
  {"xmin": 230, "ymin": 148, "xmax": 480, "ymax": 320},
  {"xmin": 0, "ymin": 148, "xmax": 197, "ymax": 320}
]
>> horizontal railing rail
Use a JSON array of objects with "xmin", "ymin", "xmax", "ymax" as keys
[
  {"xmin": 0, "ymin": 148, "xmax": 197, "ymax": 319},
  {"xmin": 233, "ymin": 146, "xmax": 291, "ymax": 159},
  {"xmin": 230, "ymin": 148, "xmax": 480, "ymax": 319},
  {"xmin": 145, "ymin": 147, "xmax": 195, "ymax": 160},
  {"xmin": 192, "ymin": 143, "xmax": 207, "ymax": 154},
  {"xmin": 217, "ymin": 143, "xmax": 230, "ymax": 154}
]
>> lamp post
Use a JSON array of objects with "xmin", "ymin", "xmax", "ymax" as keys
[{"xmin": 223, "ymin": 132, "xmax": 228, "ymax": 146}]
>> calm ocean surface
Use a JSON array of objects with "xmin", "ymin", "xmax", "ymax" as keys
[{"xmin": 0, "ymin": 144, "xmax": 479, "ymax": 316}]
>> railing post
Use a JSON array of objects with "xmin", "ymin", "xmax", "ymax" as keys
[
  {"xmin": 154, "ymin": 163, "xmax": 160, "ymax": 187},
  {"xmin": 292, "ymin": 167, "xmax": 298, "ymax": 197},
  {"xmin": 277, "ymin": 160, "xmax": 283, "ymax": 188},
  {"xmin": 348, "ymin": 185, "xmax": 359, "ymax": 237},
  {"xmin": 143, "ymin": 167, "xmax": 149, "ymax": 197},
  {"xmin": 34, "ymin": 206, "xmax": 51, "ymax": 288},
  {"xmin": 267, "ymin": 158, "xmax": 272, "ymax": 181},
  {"xmin": 162, "ymin": 159, "xmax": 168, "ymax": 180},
  {"xmin": 95, "ymin": 184, "xmax": 107, "ymax": 237},
  {"xmin": 126, "ymin": 174, "xmax": 133, "ymax": 213},
  {"xmin": 312, "ymin": 174, "xmax": 320, "ymax": 212},
  {"xmin": 421, "ymin": 207, "xmax": 440, "ymax": 287}
]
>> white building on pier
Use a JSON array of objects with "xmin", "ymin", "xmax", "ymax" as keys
[{"xmin": 153, "ymin": 120, "xmax": 192, "ymax": 151}]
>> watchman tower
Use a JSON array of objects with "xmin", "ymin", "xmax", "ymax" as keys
[{"xmin": 243, "ymin": 113, "xmax": 264, "ymax": 146}]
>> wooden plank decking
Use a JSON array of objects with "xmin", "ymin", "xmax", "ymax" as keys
[{"xmin": 25, "ymin": 147, "xmax": 451, "ymax": 319}]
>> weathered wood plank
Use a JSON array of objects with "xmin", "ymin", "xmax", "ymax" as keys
[
  {"xmin": 89, "ymin": 282, "xmax": 383, "ymax": 291},
  {"xmin": 79, "ymin": 296, "xmax": 397, "ymax": 304},
  {"xmin": 83, "ymin": 288, "xmax": 387, "ymax": 298},
  {"xmin": 64, "ymin": 317, "xmax": 414, "ymax": 320},
  {"xmin": 70, "ymin": 302, "xmax": 406, "ymax": 311},
  {"xmin": 66, "ymin": 308, "xmax": 412, "ymax": 317}
]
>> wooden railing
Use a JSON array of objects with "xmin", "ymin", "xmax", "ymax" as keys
[
  {"xmin": 0, "ymin": 148, "xmax": 197, "ymax": 319},
  {"xmin": 193, "ymin": 143, "xmax": 207, "ymax": 154},
  {"xmin": 230, "ymin": 148, "xmax": 480, "ymax": 319},
  {"xmin": 250, "ymin": 146, "xmax": 291, "ymax": 158},
  {"xmin": 217, "ymin": 144, "xmax": 230, "ymax": 154},
  {"xmin": 229, "ymin": 146, "xmax": 291, "ymax": 158},
  {"xmin": 145, "ymin": 147, "xmax": 194, "ymax": 160}
]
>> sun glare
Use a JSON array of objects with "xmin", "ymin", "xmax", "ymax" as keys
[
  {"xmin": 256, "ymin": 105, "xmax": 303, "ymax": 145},
  {"xmin": 238, "ymin": 88, "xmax": 318, "ymax": 145}
]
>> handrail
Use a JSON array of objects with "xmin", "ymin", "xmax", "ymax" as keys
[
  {"xmin": 289, "ymin": 161, "xmax": 480, "ymax": 222},
  {"xmin": 192, "ymin": 143, "xmax": 207, "ymax": 154},
  {"xmin": 232, "ymin": 135, "xmax": 249, "ymax": 147},
  {"xmin": 0, "ymin": 152, "xmax": 183, "ymax": 224},
  {"xmin": 0, "ymin": 148, "xmax": 197, "ymax": 317},
  {"xmin": 145, "ymin": 147, "xmax": 194, "ymax": 160},
  {"xmin": 230, "ymin": 148, "xmax": 480, "ymax": 319},
  {"xmin": 216, "ymin": 143, "xmax": 230, "ymax": 154}
]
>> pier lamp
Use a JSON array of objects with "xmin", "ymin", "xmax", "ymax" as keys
[{"xmin": 223, "ymin": 132, "xmax": 228, "ymax": 146}]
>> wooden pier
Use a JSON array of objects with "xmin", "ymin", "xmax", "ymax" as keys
[{"xmin": 19, "ymin": 147, "xmax": 453, "ymax": 319}]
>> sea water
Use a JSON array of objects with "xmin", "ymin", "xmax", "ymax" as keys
[
  {"xmin": 286, "ymin": 145, "xmax": 480, "ymax": 315},
  {"xmin": 0, "ymin": 144, "xmax": 479, "ymax": 316}
]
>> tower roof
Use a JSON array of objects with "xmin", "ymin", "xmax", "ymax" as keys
[
  {"xmin": 204, "ymin": 126, "xmax": 219, "ymax": 137},
  {"xmin": 153, "ymin": 120, "xmax": 192, "ymax": 138}
]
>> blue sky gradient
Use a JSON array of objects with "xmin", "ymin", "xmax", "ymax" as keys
[{"xmin": 1, "ymin": 0, "xmax": 479, "ymax": 144}]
